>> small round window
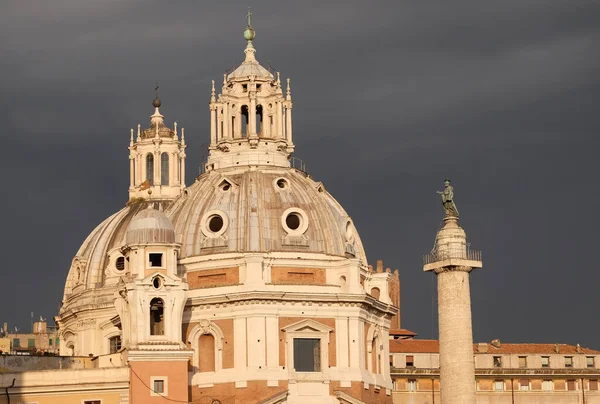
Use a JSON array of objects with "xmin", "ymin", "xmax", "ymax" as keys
[
  {"xmin": 200, "ymin": 210, "xmax": 229, "ymax": 238},
  {"xmin": 152, "ymin": 276, "xmax": 162, "ymax": 289},
  {"xmin": 276, "ymin": 178, "xmax": 288, "ymax": 189},
  {"xmin": 286, "ymin": 213, "xmax": 301, "ymax": 230},
  {"xmin": 115, "ymin": 257, "xmax": 125, "ymax": 271},
  {"xmin": 209, "ymin": 215, "xmax": 224, "ymax": 232},
  {"xmin": 281, "ymin": 208, "xmax": 309, "ymax": 235}
]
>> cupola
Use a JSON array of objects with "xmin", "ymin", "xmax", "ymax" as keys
[
  {"xmin": 204, "ymin": 15, "xmax": 294, "ymax": 172},
  {"xmin": 128, "ymin": 88, "xmax": 187, "ymax": 201}
]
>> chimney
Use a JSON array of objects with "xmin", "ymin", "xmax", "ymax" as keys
[
  {"xmin": 3, "ymin": 323, "xmax": 6, "ymax": 334},
  {"xmin": 477, "ymin": 343, "xmax": 488, "ymax": 353},
  {"xmin": 376, "ymin": 260, "xmax": 384, "ymax": 273},
  {"xmin": 491, "ymin": 339, "xmax": 501, "ymax": 349}
]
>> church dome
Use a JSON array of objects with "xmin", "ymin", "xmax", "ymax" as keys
[
  {"xmin": 168, "ymin": 166, "xmax": 366, "ymax": 260},
  {"xmin": 126, "ymin": 206, "xmax": 175, "ymax": 245}
]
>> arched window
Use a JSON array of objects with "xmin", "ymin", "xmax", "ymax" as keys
[
  {"xmin": 256, "ymin": 105, "xmax": 263, "ymax": 136},
  {"xmin": 150, "ymin": 297, "xmax": 164, "ymax": 335},
  {"xmin": 160, "ymin": 152, "xmax": 169, "ymax": 186},
  {"xmin": 198, "ymin": 334, "xmax": 216, "ymax": 372},
  {"xmin": 241, "ymin": 105, "xmax": 249, "ymax": 137},
  {"xmin": 146, "ymin": 154, "xmax": 154, "ymax": 185}
]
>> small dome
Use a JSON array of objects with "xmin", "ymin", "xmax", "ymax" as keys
[{"xmin": 126, "ymin": 206, "xmax": 175, "ymax": 245}]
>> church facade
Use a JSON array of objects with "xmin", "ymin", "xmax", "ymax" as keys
[{"xmin": 45, "ymin": 20, "xmax": 398, "ymax": 404}]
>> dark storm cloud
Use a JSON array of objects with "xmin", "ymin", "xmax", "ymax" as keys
[{"xmin": 1, "ymin": 0, "xmax": 599, "ymax": 346}]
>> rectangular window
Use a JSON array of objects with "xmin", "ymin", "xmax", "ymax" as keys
[
  {"xmin": 518, "ymin": 356, "xmax": 527, "ymax": 368},
  {"xmin": 590, "ymin": 380, "xmax": 599, "ymax": 391},
  {"xmin": 406, "ymin": 355, "xmax": 414, "ymax": 367},
  {"xmin": 519, "ymin": 379, "xmax": 530, "ymax": 391},
  {"xmin": 567, "ymin": 379, "xmax": 576, "ymax": 391},
  {"xmin": 408, "ymin": 379, "xmax": 417, "ymax": 392},
  {"xmin": 109, "ymin": 336, "xmax": 122, "ymax": 354},
  {"xmin": 12, "ymin": 339, "xmax": 20, "ymax": 348},
  {"xmin": 55, "ymin": 337, "xmax": 60, "ymax": 345},
  {"xmin": 587, "ymin": 357, "xmax": 595, "ymax": 368},
  {"xmin": 542, "ymin": 380, "xmax": 553, "ymax": 391},
  {"xmin": 49, "ymin": 338, "xmax": 53, "ymax": 346},
  {"xmin": 389, "ymin": 355, "xmax": 393, "ymax": 368},
  {"xmin": 149, "ymin": 253, "xmax": 163, "ymax": 267},
  {"xmin": 83, "ymin": 401, "xmax": 101, "ymax": 404},
  {"xmin": 565, "ymin": 356, "xmax": 573, "ymax": 368},
  {"xmin": 28, "ymin": 339, "xmax": 35, "ymax": 348},
  {"xmin": 493, "ymin": 356, "xmax": 502, "ymax": 367},
  {"xmin": 293, "ymin": 338, "xmax": 321, "ymax": 372},
  {"xmin": 153, "ymin": 379, "xmax": 164, "ymax": 394},
  {"xmin": 494, "ymin": 380, "xmax": 504, "ymax": 391},
  {"xmin": 541, "ymin": 356, "xmax": 549, "ymax": 367}
]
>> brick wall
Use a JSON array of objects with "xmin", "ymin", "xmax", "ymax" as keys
[
  {"xmin": 271, "ymin": 267, "xmax": 326, "ymax": 285},
  {"xmin": 187, "ymin": 267, "xmax": 239, "ymax": 289}
]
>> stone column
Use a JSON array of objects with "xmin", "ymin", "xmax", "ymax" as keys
[
  {"xmin": 222, "ymin": 103, "xmax": 229, "ymax": 140},
  {"xmin": 276, "ymin": 101, "xmax": 283, "ymax": 139},
  {"xmin": 424, "ymin": 216, "xmax": 482, "ymax": 404},
  {"xmin": 210, "ymin": 106, "xmax": 217, "ymax": 146},
  {"xmin": 249, "ymin": 96, "xmax": 257, "ymax": 137},
  {"xmin": 180, "ymin": 153, "xmax": 186, "ymax": 187},
  {"xmin": 285, "ymin": 104, "xmax": 293, "ymax": 143},
  {"xmin": 129, "ymin": 155, "xmax": 135, "ymax": 188}
]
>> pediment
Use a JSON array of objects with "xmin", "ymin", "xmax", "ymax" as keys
[{"xmin": 281, "ymin": 319, "xmax": 334, "ymax": 333}]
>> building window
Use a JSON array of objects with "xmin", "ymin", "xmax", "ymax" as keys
[
  {"xmin": 293, "ymin": 338, "xmax": 321, "ymax": 372},
  {"xmin": 55, "ymin": 337, "xmax": 60, "ymax": 345},
  {"xmin": 541, "ymin": 356, "xmax": 549, "ymax": 367},
  {"xmin": 146, "ymin": 153, "xmax": 154, "ymax": 185},
  {"xmin": 150, "ymin": 297, "xmax": 165, "ymax": 335},
  {"xmin": 519, "ymin": 379, "xmax": 530, "ymax": 391},
  {"xmin": 587, "ymin": 357, "xmax": 595, "ymax": 368},
  {"xmin": 83, "ymin": 401, "xmax": 102, "ymax": 404},
  {"xmin": 542, "ymin": 380, "xmax": 553, "ymax": 391},
  {"xmin": 28, "ymin": 339, "xmax": 35, "ymax": 348},
  {"xmin": 150, "ymin": 376, "xmax": 168, "ymax": 397},
  {"xmin": 109, "ymin": 336, "xmax": 121, "ymax": 354},
  {"xmin": 49, "ymin": 338, "xmax": 53, "ymax": 346},
  {"xmin": 494, "ymin": 380, "xmax": 504, "ymax": 391},
  {"xmin": 518, "ymin": 356, "xmax": 527, "ymax": 368},
  {"xmin": 406, "ymin": 355, "xmax": 414, "ymax": 367},
  {"xmin": 590, "ymin": 380, "xmax": 599, "ymax": 391},
  {"xmin": 160, "ymin": 152, "xmax": 169, "ymax": 186},
  {"xmin": 567, "ymin": 379, "xmax": 577, "ymax": 391},
  {"xmin": 408, "ymin": 379, "xmax": 417, "ymax": 392},
  {"xmin": 149, "ymin": 253, "xmax": 163, "ymax": 267},
  {"xmin": 493, "ymin": 356, "xmax": 502, "ymax": 367},
  {"xmin": 565, "ymin": 356, "xmax": 574, "ymax": 368},
  {"xmin": 12, "ymin": 339, "xmax": 20, "ymax": 348}
]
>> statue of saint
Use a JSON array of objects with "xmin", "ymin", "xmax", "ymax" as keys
[{"xmin": 437, "ymin": 179, "xmax": 459, "ymax": 218}]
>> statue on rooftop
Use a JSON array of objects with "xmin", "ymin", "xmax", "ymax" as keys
[{"xmin": 437, "ymin": 179, "xmax": 459, "ymax": 218}]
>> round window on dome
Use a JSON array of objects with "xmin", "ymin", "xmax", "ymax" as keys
[
  {"xmin": 208, "ymin": 215, "xmax": 224, "ymax": 233},
  {"xmin": 115, "ymin": 257, "xmax": 125, "ymax": 271},
  {"xmin": 200, "ymin": 210, "xmax": 229, "ymax": 238},
  {"xmin": 345, "ymin": 219, "xmax": 355, "ymax": 242},
  {"xmin": 286, "ymin": 213, "xmax": 301, "ymax": 230},
  {"xmin": 275, "ymin": 178, "xmax": 288, "ymax": 189},
  {"xmin": 281, "ymin": 208, "xmax": 309, "ymax": 235}
]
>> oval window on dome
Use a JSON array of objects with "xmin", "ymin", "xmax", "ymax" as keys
[
  {"xmin": 208, "ymin": 215, "xmax": 224, "ymax": 233},
  {"xmin": 200, "ymin": 210, "xmax": 229, "ymax": 238},
  {"xmin": 286, "ymin": 213, "xmax": 301, "ymax": 230},
  {"xmin": 345, "ymin": 219, "xmax": 355, "ymax": 242},
  {"xmin": 115, "ymin": 257, "xmax": 125, "ymax": 271},
  {"xmin": 281, "ymin": 208, "xmax": 309, "ymax": 235},
  {"xmin": 276, "ymin": 178, "xmax": 288, "ymax": 189}
]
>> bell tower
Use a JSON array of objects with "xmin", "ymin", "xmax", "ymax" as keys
[
  {"xmin": 128, "ymin": 89, "xmax": 187, "ymax": 201},
  {"xmin": 205, "ymin": 14, "xmax": 294, "ymax": 172}
]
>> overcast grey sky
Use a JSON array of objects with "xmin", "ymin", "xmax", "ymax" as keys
[{"xmin": 1, "ymin": 0, "xmax": 599, "ymax": 346}]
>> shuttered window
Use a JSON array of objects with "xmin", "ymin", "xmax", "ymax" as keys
[
  {"xmin": 590, "ymin": 380, "xmax": 599, "ymax": 391},
  {"xmin": 519, "ymin": 379, "xmax": 530, "ymax": 391},
  {"xmin": 406, "ymin": 355, "xmax": 414, "ymax": 367},
  {"xmin": 567, "ymin": 380, "xmax": 576, "ymax": 391},
  {"xmin": 518, "ymin": 356, "xmax": 527, "ymax": 368}
]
